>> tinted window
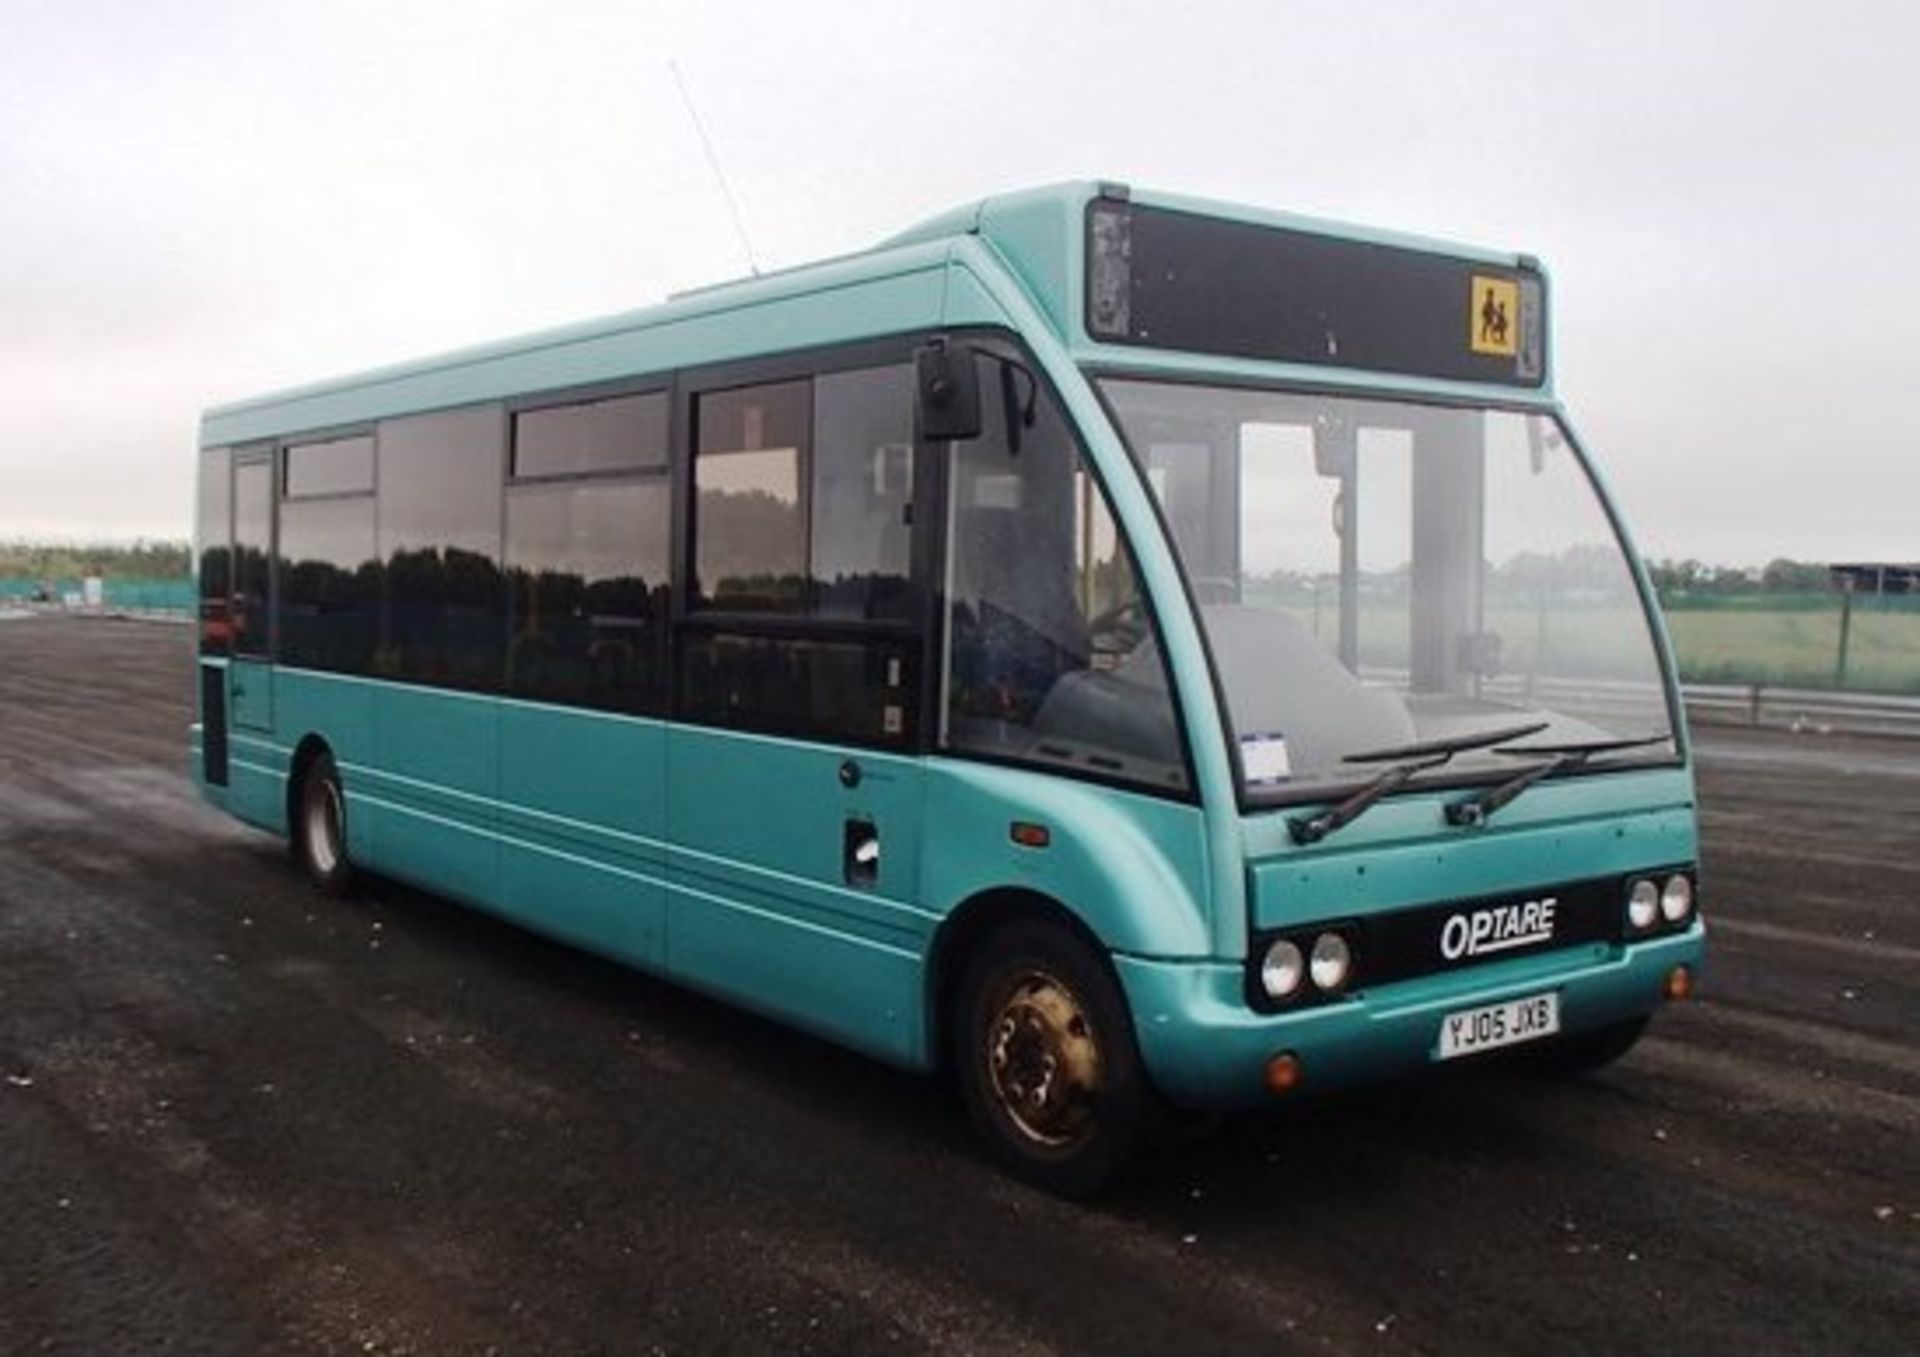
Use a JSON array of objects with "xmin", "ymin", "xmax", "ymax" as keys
[
  {"xmin": 377, "ymin": 406, "xmax": 504, "ymax": 689},
  {"xmin": 811, "ymin": 365, "xmax": 914, "ymax": 620},
  {"xmin": 281, "ymin": 495, "xmax": 379, "ymax": 674},
  {"xmin": 197, "ymin": 446, "xmax": 232, "ymax": 655},
  {"xmin": 679, "ymin": 631, "xmax": 917, "ymax": 747},
  {"xmin": 943, "ymin": 355, "xmax": 1187, "ymax": 792},
  {"xmin": 506, "ymin": 478, "xmax": 670, "ymax": 713},
  {"xmin": 285, "ymin": 434, "xmax": 375, "ymax": 497},
  {"xmin": 694, "ymin": 380, "xmax": 809, "ymax": 611},
  {"xmin": 232, "ymin": 457, "xmax": 273, "ymax": 658},
  {"xmin": 513, "ymin": 391, "xmax": 668, "ymax": 479}
]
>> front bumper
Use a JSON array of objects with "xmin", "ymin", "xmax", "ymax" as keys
[{"xmin": 1115, "ymin": 921, "xmax": 1706, "ymax": 1109}]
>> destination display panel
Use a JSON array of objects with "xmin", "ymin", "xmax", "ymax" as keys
[{"xmin": 1086, "ymin": 201, "xmax": 1547, "ymax": 388}]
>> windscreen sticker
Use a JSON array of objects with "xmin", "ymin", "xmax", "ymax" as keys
[
  {"xmin": 1470, "ymin": 276, "xmax": 1520, "ymax": 357},
  {"xmin": 1239, "ymin": 732, "xmax": 1292, "ymax": 785}
]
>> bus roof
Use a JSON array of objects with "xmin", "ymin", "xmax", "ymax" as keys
[{"xmin": 202, "ymin": 181, "xmax": 1549, "ymax": 446}]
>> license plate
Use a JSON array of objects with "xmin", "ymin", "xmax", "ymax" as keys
[{"xmin": 1436, "ymin": 992, "xmax": 1560, "ymax": 1059}]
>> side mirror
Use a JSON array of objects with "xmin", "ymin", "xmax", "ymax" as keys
[
  {"xmin": 915, "ymin": 338, "xmax": 982, "ymax": 441},
  {"xmin": 1313, "ymin": 416, "xmax": 1355, "ymax": 479}
]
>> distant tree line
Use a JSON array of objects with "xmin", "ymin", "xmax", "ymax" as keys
[
  {"xmin": 1644, "ymin": 557, "xmax": 1831, "ymax": 598},
  {"xmin": 0, "ymin": 540, "xmax": 1851, "ymax": 602},
  {"xmin": 0, "ymin": 540, "xmax": 191, "ymax": 581}
]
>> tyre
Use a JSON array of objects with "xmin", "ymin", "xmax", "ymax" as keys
[
  {"xmin": 292, "ymin": 751, "xmax": 355, "ymax": 896},
  {"xmin": 952, "ymin": 918, "xmax": 1158, "ymax": 1196},
  {"xmin": 1519, "ymin": 1015, "xmax": 1649, "ymax": 1077}
]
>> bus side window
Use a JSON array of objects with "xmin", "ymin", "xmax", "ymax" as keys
[
  {"xmin": 682, "ymin": 362, "xmax": 920, "ymax": 746},
  {"xmin": 280, "ymin": 434, "xmax": 378, "ymax": 676},
  {"xmin": 942, "ymin": 359, "xmax": 1188, "ymax": 792},
  {"xmin": 810, "ymin": 366, "xmax": 914, "ymax": 620},
  {"xmin": 504, "ymin": 391, "xmax": 672, "ymax": 714},
  {"xmin": 231, "ymin": 455, "xmax": 273, "ymax": 658},
  {"xmin": 376, "ymin": 406, "xmax": 505, "ymax": 690}
]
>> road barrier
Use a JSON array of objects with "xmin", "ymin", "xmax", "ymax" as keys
[{"xmin": 1682, "ymin": 683, "xmax": 1920, "ymax": 739}]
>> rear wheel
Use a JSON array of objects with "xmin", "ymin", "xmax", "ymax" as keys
[
  {"xmin": 953, "ymin": 919, "xmax": 1157, "ymax": 1196},
  {"xmin": 292, "ymin": 752, "xmax": 354, "ymax": 896}
]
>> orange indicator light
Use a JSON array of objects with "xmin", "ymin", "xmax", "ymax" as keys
[
  {"xmin": 1263, "ymin": 1051, "xmax": 1303, "ymax": 1096},
  {"xmin": 1009, "ymin": 822, "xmax": 1051, "ymax": 849},
  {"xmin": 1664, "ymin": 965, "xmax": 1694, "ymax": 1001}
]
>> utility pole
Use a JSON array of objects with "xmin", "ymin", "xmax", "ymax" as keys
[{"xmin": 1834, "ymin": 573, "xmax": 1855, "ymax": 689}]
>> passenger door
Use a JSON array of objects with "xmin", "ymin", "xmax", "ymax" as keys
[{"xmin": 665, "ymin": 356, "xmax": 930, "ymax": 1064}]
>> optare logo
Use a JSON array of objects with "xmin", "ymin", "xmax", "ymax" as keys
[{"xmin": 1440, "ymin": 897, "xmax": 1558, "ymax": 961}]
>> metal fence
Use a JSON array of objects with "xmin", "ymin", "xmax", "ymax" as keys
[
  {"xmin": 0, "ymin": 576, "xmax": 193, "ymax": 617},
  {"xmin": 1681, "ymin": 683, "xmax": 1920, "ymax": 739}
]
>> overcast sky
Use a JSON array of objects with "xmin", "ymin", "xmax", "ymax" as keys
[{"xmin": 3, "ymin": 0, "xmax": 1915, "ymax": 564}]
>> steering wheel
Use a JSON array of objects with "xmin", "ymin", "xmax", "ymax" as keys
[{"xmin": 1086, "ymin": 596, "xmax": 1150, "ymax": 653}]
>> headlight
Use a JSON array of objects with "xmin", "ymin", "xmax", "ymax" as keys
[
  {"xmin": 1260, "ymin": 939, "xmax": 1305, "ymax": 999},
  {"xmin": 1661, "ymin": 873, "xmax": 1694, "ymax": 923},
  {"xmin": 1309, "ymin": 932, "xmax": 1352, "ymax": 991},
  {"xmin": 1627, "ymin": 878, "xmax": 1660, "ymax": 930}
]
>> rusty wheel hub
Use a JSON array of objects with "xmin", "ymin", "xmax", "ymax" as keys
[{"xmin": 986, "ymin": 970, "xmax": 1102, "ymax": 1147}]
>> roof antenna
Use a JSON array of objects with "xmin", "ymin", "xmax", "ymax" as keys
[{"xmin": 669, "ymin": 60, "xmax": 760, "ymax": 277}]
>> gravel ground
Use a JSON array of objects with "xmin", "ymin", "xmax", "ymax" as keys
[{"xmin": 1, "ymin": 615, "xmax": 1915, "ymax": 1354}]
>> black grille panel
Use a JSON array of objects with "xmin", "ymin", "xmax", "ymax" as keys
[{"xmin": 1354, "ymin": 875, "xmax": 1625, "ymax": 989}]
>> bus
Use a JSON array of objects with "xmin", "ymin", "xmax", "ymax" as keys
[{"xmin": 192, "ymin": 182, "xmax": 1704, "ymax": 1193}]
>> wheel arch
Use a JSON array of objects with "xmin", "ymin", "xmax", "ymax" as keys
[
  {"xmin": 284, "ymin": 732, "xmax": 333, "ymax": 838},
  {"xmin": 925, "ymin": 886, "xmax": 1115, "ymax": 1077}
]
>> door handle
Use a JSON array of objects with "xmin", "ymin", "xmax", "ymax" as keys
[
  {"xmin": 839, "ymin": 758, "xmax": 861, "ymax": 788},
  {"xmin": 844, "ymin": 819, "xmax": 879, "ymax": 888}
]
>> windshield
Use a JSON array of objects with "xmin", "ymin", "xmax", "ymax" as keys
[{"xmin": 1099, "ymin": 380, "xmax": 1676, "ymax": 798}]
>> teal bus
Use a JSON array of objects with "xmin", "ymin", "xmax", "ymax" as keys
[{"xmin": 193, "ymin": 182, "xmax": 1704, "ymax": 1192}]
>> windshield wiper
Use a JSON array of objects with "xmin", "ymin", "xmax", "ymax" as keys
[
  {"xmin": 1288, "ymin": 721, "xmax": 1549, "ymax": 846},
  {"xmin": 1444, "ymin": 733, "xmax": 1673, "ymax": 828}
]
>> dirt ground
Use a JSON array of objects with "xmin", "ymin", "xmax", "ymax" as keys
[{"xmin": 1, "ymin": 615, "xmax": 1914, "ymax": 1354}]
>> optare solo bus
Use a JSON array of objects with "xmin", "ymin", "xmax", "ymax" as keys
[{"xmin": 192, "ymin": 182, "xmax": 1704, "ymax": 1195}]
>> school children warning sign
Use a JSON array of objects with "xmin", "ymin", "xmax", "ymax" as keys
[{"xmin": 1470, "ymin": 276, "xmax": 1519, "ymax": 357}]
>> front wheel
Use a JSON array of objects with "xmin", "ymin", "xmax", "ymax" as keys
[
  {"xmin": 953, "ymin": 919, "xmax": 1159, "ymax": 1196},
  {"xmin": 292, "ymin": 752, "xmax": 355, "ymax": 896}
]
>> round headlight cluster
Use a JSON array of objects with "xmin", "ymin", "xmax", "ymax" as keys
[
  {"xmin": 1660, "ymin": 873, "xmax": 1694, "ymax": 923},
  {"xmin": 1626, "ymin": 872, "xmax": 1695, "ymax": 932},
  {"xmin": 1310, "ymin": 932, "xmax": 1352, "ymax": 991},
  {"xmin": 1628, "ymin": 878, "xmax": 1661, "ymax": 930},
  {"xmin": 1260, "ymin": 939, "xmax": 1304, "ymax": 999},
  {"xmin": 1260, "ymin": 931, "xmax": 1354, "ymax": 1001}
]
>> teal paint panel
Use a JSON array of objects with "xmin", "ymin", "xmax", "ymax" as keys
[
  {"xmin": 226, "ymin": 731, "xmax": 286, "ymax": 832},
  {"xmin": 666, "ymin": 728, "xmax": 929, "ymax": 950},
  {"xmin": 1240, "ymin": 767, "xmax": 1694, "ymax": 860},
  {"xmin": 273, "ymin": 667, "xmax": 378, "ymax": 860},
  {"xmin": 202, "ymin": 261, "xmax": 950, "ymax": 448},
  {"xmin": 1117, "ymin": 921, "xmax": 1705, "ymax": 1108},
  {"xmin": 364, "ymin": 683, "xmax": 499, "ymax": 909},
  {"xmin": 274, "ymin": 669, "xmax": 378, "ymax": 757},
  {"xmin": 496, "ymin": 837, "xmax": 664, "ymax": 968},
  {"xmin": 665, "ymin": 725, "xmax": 931, "ymax": 1062},
  {"xmin": 938, "ymin": 264, "xmax": 1011, "ymax": 329},
  {"xmin": 974, "ymin": 192, "xmax": 1078, "ymax": 342},
  {"xmin": 920, "ymin": 759, "xmax": 1213, "ymax": 959},
  {"xmin": 669, "ymin": 884, "xmax": 923, "ymax": 1066},
  {"xmin": 228, "ymin": 658, "xmax": 274, "ymax": 732},
  {"xmin": 496, "ymin": 699, "xmax": 668, "ymax": 966},
  {"xmin": 1244, "ymin": 771, "xmax": 1698, "ymax": 930}
]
